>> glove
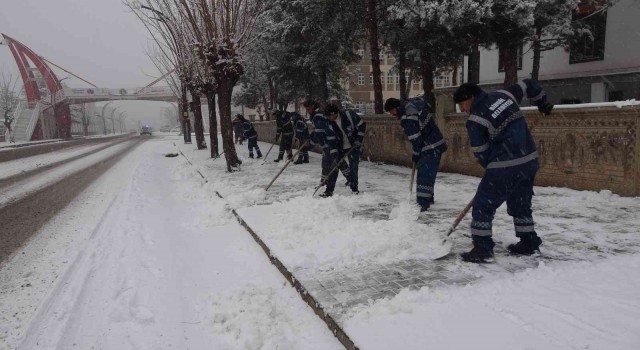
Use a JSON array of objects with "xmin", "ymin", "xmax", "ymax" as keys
[
  {"xmin": 537, "ymin": 100, "xmax": 554, "ymax": 116},
  {"xmin": 412, "ymin": 153, "xmax": 421, "ymax": 163}
]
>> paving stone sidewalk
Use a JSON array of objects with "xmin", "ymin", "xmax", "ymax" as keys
[{"xmin": 179, "ymin": 138, "xmax": 640, "ymax": 325}]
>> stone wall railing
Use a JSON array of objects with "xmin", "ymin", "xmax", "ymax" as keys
[{"xmin": 253, "ymin": 103, "xmax": 640, "ymax": 197}]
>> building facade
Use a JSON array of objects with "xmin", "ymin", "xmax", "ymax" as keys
[
  {"xmin": 345, "ymin": 43, "xmax": 462, "ymax": 114},
  {"xmin": 464, "ymin": 0, "xmax": 640, "ymax": 104}
]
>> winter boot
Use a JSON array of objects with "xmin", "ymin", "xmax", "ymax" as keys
[
  {"xmin": 319, "ymin": 191, "xmax": 333, "ymax": 198},
  {"xmin": 508, "ymin": 233, "xmax": 542, "ymax": 256},
  {"xmin": 256, "ymin": 150, "xmax": 263, "ymax": 159},
  {"xmin": 303, "ymin": 154, "xmax": 309, "ymax": 163},
  {"xmin": 293, "ymin": 158, "xmax": 304, "ymax": 165},
  {"xmin": 249, "ymin": 153, "xmax": 254, "ymax": 159},
  {"xmin": 420, "ymin": 204, "xmax": 431, "ymax": 212},
  {"xmin": 460, "ymin": 236, "xmax": 495, "ymax": 263},
  {"xmin": 273, "ymin": 155, "xmax": 282, "ymax": 162}
]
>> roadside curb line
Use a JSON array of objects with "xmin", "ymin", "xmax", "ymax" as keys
[{"xmin": 176, "ymin": 146, "xmax": 359, "ymax": 350}]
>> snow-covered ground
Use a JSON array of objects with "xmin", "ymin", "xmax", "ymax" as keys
[
  {"xmin": 2, "ymin": 133, "xmax": 639, "ymax": 350},
  {"xmin": 0, "ymin": 137, "xmax": 342, "ymax": 349},
  {"xmin": 177, "ymin": 135, "xmax": 640, "ymax": 350},
  {"xmin": 0, "ymin": 139, "xmax": 122, "ymax": 180}
]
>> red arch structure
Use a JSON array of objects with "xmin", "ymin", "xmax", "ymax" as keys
[{"xmin": 2, "ymin": 34, "xmax": 71, "ymax": 140}]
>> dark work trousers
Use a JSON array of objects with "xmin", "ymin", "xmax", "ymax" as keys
[
  {"xmin": 296, "ymin": 137, "xmax": 309, "ymax": 161},
  {"xmin": 247, "ymin": 136, "xmax": 261, "ymax": 156},
  {"xmin": 321, "ymin": 152, "xmax": 351, "ymax": 194},
  {"xmin": 345, "ymin": 147, "xmax": 361, "ymax": 189},
  {"xmin": 470, "ymin": 160, "xmax": 539, "ymax": 238},
  {"xmin": 416, "ymin": 153, "xmax": 442, "ymax": 208},
  {"xmin": 278, "ymin": 133, "xmax": 294, "ymax": 159}
]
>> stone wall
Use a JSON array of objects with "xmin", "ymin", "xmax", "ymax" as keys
[{"xmin": 253, "ymin": 102, "xmax": 640, "ymax": 197}]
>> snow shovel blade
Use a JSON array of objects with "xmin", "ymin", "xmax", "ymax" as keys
[{"xmin": 430, "ymin": 226, "xmax": 454, "ymax": 260}]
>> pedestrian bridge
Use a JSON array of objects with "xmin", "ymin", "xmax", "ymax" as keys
[{"xmin": 63, "ymin": 86, "xmax": 178, "ymax": 104}]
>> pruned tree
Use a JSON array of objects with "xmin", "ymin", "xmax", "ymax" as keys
[{"xmin": 1, "ymin": 70, "xmax": 20, "ymax": 142}]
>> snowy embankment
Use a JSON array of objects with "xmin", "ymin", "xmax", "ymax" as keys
[
  {"xmin": 177, "ymin": 135, "xmax": 640, "ymax": 350},
  {"xmin": 1, "ymin": 137, "xmax": 342, "ymax": 349}
]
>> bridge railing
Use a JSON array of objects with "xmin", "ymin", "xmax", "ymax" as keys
[{"xmin": 24, "ymin": 102, "xmax": 42, "ymax": 141}]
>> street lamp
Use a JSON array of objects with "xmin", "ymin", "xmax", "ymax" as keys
[
  {"xmin": 118, "ymin": 111, "xmax": 127, "ymax": 134},
  {"xmin": 109, "ymin": 107, "xmax": 119, "ymax": 134},
  {"xmin": 100, "ymin": 101, "xmax": 114, "ymax": 135},
  {"xmin": 95, "ymin": 113, "xmax": 107, "ymax": 135}
]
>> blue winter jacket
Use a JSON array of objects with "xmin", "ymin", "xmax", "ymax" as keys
[
  {"xmin": 337, "ymin": 109, "xmax": 366, "ymax": 147},
  {"xmin": 291, "ymin": 112, "xmax": 310, "ymax": 142},
  {"xmin": 241, "ymin": 119, "xmax": 257, "ymax": 139},
  {"xmin": 308, "ymin": 110, "xmax": 342, "ymax": 159},
  {"xmin": 398, "ymin": 97, "xmax": 447, "ymax": 159},
  {"xmin": 467, "ymin": 79, "xmax": 549, "ymax": 170},
  {"xmin": 275, "ymin": 111, "xmax": 294, "ymax": 137}
]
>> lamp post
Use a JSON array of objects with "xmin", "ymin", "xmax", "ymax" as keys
[
  {"xmin": 118, "ymin": 111, "xmax": 127, "ymax": 134},
  {"xmin": 95, "ymin": 113, "xmax": 107, "ymax": 135},
  {"xmin": 139, "ymin": 5, "xmax": 191, "ymax": 144},
  {"xmin": 100, "ymin": 101, "xmax": 114, "ymax": 135},
  {"xmin": 109, "ymin": 107, "xmax": 118, "ymax": 134}
]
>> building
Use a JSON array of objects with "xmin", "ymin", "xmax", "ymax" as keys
[
  {"xmin": 345, "ymin": 44, "xmax": 462, "ymax": 114},
  {"xmin": 465, "ymin": 0, "xmax": 640, "ymax": 104}
]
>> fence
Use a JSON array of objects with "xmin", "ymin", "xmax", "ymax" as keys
[{"xmin": 253, "ymin": 100, "xmax": 640, "ymax": 196}]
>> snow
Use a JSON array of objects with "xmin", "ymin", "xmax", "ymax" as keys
[
  {"xmin": 521, "ymin": 99, "xmax": 640, "ymax": 110},
  {"xmin": 0, "ymin": 139, "xmax": 121, "ymax": 180},
  {"xmin": 0, "ymin": 140, "xmax": 133, "ymax": 209},
  {"xmin": 2, "ymin": 133, "xmax": 639, "ymax": 350},
  {"xmin": 344, "ymin": 255, "xmax": 640, "ymax": 350},
  {"xmin": 0, "ymin": 137, "xmax": 342, "ymax": 350},
  {"xmin": 176, "ymin": 135, "xmax": 640, "ymax": 349}
]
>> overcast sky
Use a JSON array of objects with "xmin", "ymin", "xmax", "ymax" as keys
[{"xmin": 1, "ymin": 0, "xmax": 175, "ymax": 128}]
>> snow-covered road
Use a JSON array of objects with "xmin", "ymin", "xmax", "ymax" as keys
[{"xmin": 0, "ymin": 137, "xmax": 342, "ymax": 349}]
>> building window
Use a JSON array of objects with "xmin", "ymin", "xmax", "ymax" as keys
[
  {"xmin": 357, "ymin": 73, "xmax": 365, "ymax": 85},
  {"xmin": 356, "ymin": 49, "xmax": 365, "ymax": 58},
  {"xmin": 498, "ymin": 45, "xmax": 523, "ymax": 72},
  {"xmin": 370, "ymin": 73, "xmax": 373, "ymax": 85},
  {"xmin": 387, "ymin": 71, "xmax": 394, "ymax": 84},
  {"xmin": 570, "ymin": 8, "xmax": 607, "ymax": 63}
]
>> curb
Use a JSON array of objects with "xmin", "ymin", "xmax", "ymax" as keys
[{"xmin": 176, "ymin": 147, "xmax": 359, "ymax": 350}]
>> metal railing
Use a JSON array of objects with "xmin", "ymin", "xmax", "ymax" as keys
[{"xmin": 24, "ymin": 102, "xmax": 42, "ymax": 141}]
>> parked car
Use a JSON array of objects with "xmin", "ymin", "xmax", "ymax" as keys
[{"xmin": 140, "ymin": 125, "xmax": 152, "ymax": 136}]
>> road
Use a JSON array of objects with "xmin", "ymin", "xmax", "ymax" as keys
[
  {"xmin": 0, "ymin": 135, "xmax": 341, "ymax": 349},
  {"xmin": 0, "ymin": 135, "xmax": 144, "ymax": 264}
]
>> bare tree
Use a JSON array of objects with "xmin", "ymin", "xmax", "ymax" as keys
[
  {"xmin": 1, "ymin": 70, "xmax": 20, "ymax": 142},
  {"xmin": 173, "ymin": 0, "xmax": 262, "ymax": 170}
]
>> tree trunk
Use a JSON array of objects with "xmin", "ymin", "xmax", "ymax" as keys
[
  {"xmin": 268, "ymin": 76, "xmax": 276, "ymax": 111},
  {"xmin": 217, "ymin": 78, "xmax": 241, "ymax": 171},
  {"xmin": 531, "ymin": 26, "xmax": 542, "ymax": 81},
  {"xmin": 321, "ymin": 67, "xmax": 329, "ymax": 102},
  {"xmin": 261, "ymin": 95, "xmax": 269, "ymax": 121},
  {"xmin": 366, "ymin": 0, "xmax": 384, "ymax": 114},
  {"xmin": 452, "ymin": 61, "xmax": 459, "ymax": 86},
  {"xmin": 420, "ymin": 48, "xmax": 436, "ymax": 107},
  {"xmin": 398, "ymin": 49, "xmax": 408, "ymax": 101},
  {"xmin": 467, "ymin": 38, "xmax": 480, "ymax": 84},
  {"xmin": 207, "ymin": 91, "xmax": 219, "ymax": 157},
  {"xmin": 501, "ymin": 45, "xmax": 518, "ymax": 87},
  {"xmin": 180, "ymin": 84, "xmax": 192, "ymax": 143},
  {"xmin": 189, "ymin": 92, "xmax": 207, "ymax": 149}
]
